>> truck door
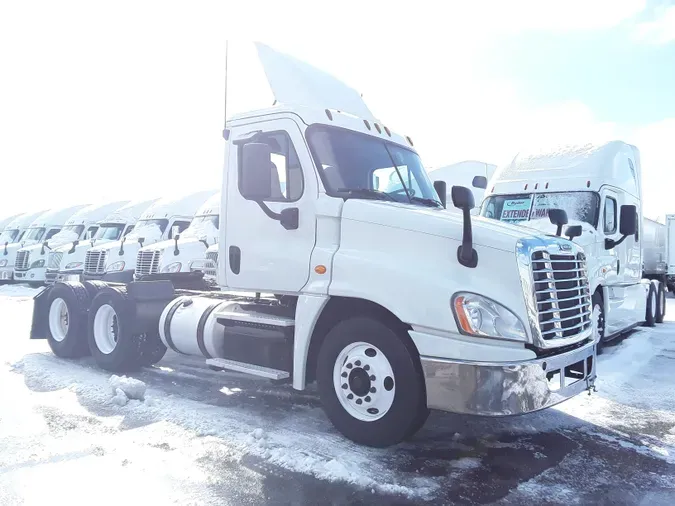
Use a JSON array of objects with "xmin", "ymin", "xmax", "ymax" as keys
[{"xmin": 224, "ymin": 118, "xmax": 317, "ymax": 293}]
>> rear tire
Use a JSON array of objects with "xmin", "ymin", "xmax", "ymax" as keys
[
  {"xmin": 316, "ymin": 316, "xmax": 427, "ymax": 448},
  {"xmin": 87, "ymin": 287, "xmax": 143, "ymax": 372},
  {"xmin": 644, "ymin": 283, "xmax": 657, "ymax": 327},
  {"xmin": 656, "ymin": 282, "xmax": 666, "ymax": 324},
  {"xmin": 46, "ymin": 282, "xmax": 90, "ymax": 358}
]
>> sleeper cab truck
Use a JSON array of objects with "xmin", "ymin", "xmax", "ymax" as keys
[
  {"xmin": 45, "ymin": 199, "xmax": 160, "ymax": 285},
  {"xmin": 82, "ymin": 190, "xmax": 218, "ymax": 283},
  {"xmin": 134, "ymin": 192, "xmax": 220, "ymax": 288},
  {"xmin": 481, "ymin": 141, "xmax": 666, "ymax": 347},
  {"xmin": 0, "ymin": 210, "xmax": 48, "ymax": 282},
  {"xmin": 30, "ymin": 106, "xmax": 598, "ymax": 447},
  {"xmin": 12, "ymin": 205, "xmax": 90, "ymax": 286}
]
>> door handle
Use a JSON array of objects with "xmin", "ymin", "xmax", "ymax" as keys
[{"xmin": 229, "ymin": 246, "xmax": 241, "ymax": 275}]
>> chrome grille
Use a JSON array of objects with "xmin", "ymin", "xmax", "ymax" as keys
[
  {"xmin": 47, "ymin": 251, "xmax": 63, "ymax": 270},
  {"xmin": 15, "ymin": 250, "xmax": 30, "ymax": 271},
  {"xmin": 532, "ymin": 251, "xmax": 591, "ymax": 340},
  {"xmin": 136, "ymin": 250, "xmax": 161, "ymax": 276},
  {"xmin": 85, "ymin": 250, "xmax": 108, "ymax": 274},
  {"xmin": 204, "ymin": 250, "xmax": 218, "ymax": 277}
]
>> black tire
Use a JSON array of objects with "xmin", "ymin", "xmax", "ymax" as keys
[
  {"xmin": 316, "ymin": 316, "xmax": 427, "ymax": 448},
  {"xmin": 137, "ymin": 332, "xmax": 167, "ymax": 367},
  {"xmin": 83, "ymin": 280, "xmax": 109, "ymax": 301},
  {"xmin": 46, "ymin": 282, "xmax": 91, "ymax": 358},
  {"xmin": 656, "ymin": 282, "xmax": 666, "ymax": 324},
  {"xmin": 87, "ymin": 286, "xmax": 143, "ymax": 372},
  {"xmin": 592, "ymin": 291, "xmax": 606, "ymax": 344},
  {"xmin": 29, "ymin": 282, "xmax": 43, "ymax": 288},
  {"xmin": 644, "ymin": 283, "xmax": 657, "ymax": 327}
]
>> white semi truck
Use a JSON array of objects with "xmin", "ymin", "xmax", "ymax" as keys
[
  {"xmin": 429, "ymin": 161, "xmax": 497, "ymax": 215},
  {"xmin": 481, "ymin": 141, "xmax": 665, "ymax": 346},
  {"xmin": 190, "ymin": 242, "xmax": 219, "ymax": 286},
  {"xmin": 15, "ymin": 202, "xmax": 128, "ymax": 286},
  {"xmin": 5, "ymin": 205, "xmax": 89, "ymax": 284},
  {"xmin": 82, "ymin": 190, "xmax": 218, "ymax": 284},
  {"xmin": 45, "ymin": 199, "xmax": 159, "ymax": 285},
  {"xmin": 134, "ymin": 192, "xmax": 220, "ymax": 285},
  {"xmin": 0, "ymin": 210, "xmax": 49, "ymax": 282},
  {"xmin": 30, "ymin": 43, "xmax": 597, "ymax": 447}
]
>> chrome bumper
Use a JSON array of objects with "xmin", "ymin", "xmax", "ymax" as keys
[{"xmin": 421, "ymin": 339, "xmax": 596, "ymax": 416}]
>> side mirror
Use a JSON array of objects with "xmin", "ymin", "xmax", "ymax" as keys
[
  {"xmin": 433, "ymin": 180, "xmax": 447, "ymax": 208},
  {"xmin": 240, "ymin": 142, "xmax": 274, "ymax": 201},
  {"xmin": 548, "ymin": 209, "xmax": 568, "ymax": 236},
  {"xmin": 451, "ymin": 186, "xmax": 477, "ymax": 268},
  {"xmin": 174, "ymin": 234, "xmax": 180, "ymax": 242},
  {"xmin": 171, "ymin": 225, "xmax": 181, "ymax": 238},
  {"xmin": 68, "ymin": 240, "xmax": 79, "ymax": 254},
  {"xmin": 565, "ymin": 225, "xmax": 583, "ymax": 240},
  {"xmin": 619, "ymin": 205, "xmax": 637, "ymax": 236},
  {"xmin": 472, "ymin": 176, "xmax": 488, "ymax": 190}
]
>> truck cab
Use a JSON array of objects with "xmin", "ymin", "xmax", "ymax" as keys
[
  {"xmin": 134, "ymin": 192, "xmax": 220, "ymax": 282},
  {"xmin": 481, "ymin": 141, "xmax": 660, "ymax": 342},
  {"xmin": 0, "ymin": 210, "xmax": 48, "ymax": 281},
  {"xmin": 45, "ymin": 199, "xmax": 158, "ymax": 284},
  {"xmin": 189, "ymin": 242, "xmax": 219, "ymax": 286},
  {"xmin": 83, "ymin": 190, "xmax": 217, "ymax": 283},
  {"xmin": 11, "ymin": 205, "xmax": 89, "ymax": 284}
]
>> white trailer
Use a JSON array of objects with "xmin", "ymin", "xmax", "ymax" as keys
[
  {"xmin": 428, "ymin": 161, "xmax": 497, "ymax": 214},
  {"xmin": 30, "ymin": 43, "xmax": 597, "ymax": 447},
  {"xmin": 642, "ymin": 217, "xmax": 667, "ymax": 281},
  {"xmin": 45, "ymin": 199, "xmax": 160, "ymax": 285},
  {"xmin": 481, "ymin": 141, "xmax": 665, "ymax": 346},
  {"xmin": 134, "ymin": 193, "xmax": 220, "ymax": 286},
  {"xmin": 665, "ymin": 215, "xmax": 675, "ymax": 292},
  {"xmin": 82, "ymin": 190, "xmax": 218, "ymax": 284},
  {"xmin": 5, "ymin": 205, "xmax": 89, "ymax": 284}
]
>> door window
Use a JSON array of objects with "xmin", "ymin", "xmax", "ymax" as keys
[
  {"xmin": 604, "ymin": 197, "xmax": 617, "ymax": 234},
  {"xmin": 168, "ymin": 220, "xmax": 190, "ymax": 239},
  {"xmin": 45, "ymin": 229, "xmax": 60, "ymax": 240},
  {"xmin": 238, "ymin": 131, "xmax": 303, "ymax": 202}
]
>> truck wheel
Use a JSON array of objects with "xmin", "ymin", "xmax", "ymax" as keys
[
  {"xmin": 87, "ymin": 287, "xmax": 143, "ymax": 372},
  {"xmin": 656, "ymin": 282, "xmax": 666, "ymax": 323},
  {"xmin": 83, "ymin": 280, "xmax": 108, "ymax": 301},
  {"xmin": 137, "ymin": 332, "xmax": 167, "ymax": 367},
  {"xmin": 644, "ymin": 283, "xmax": 657, "ymax": 327},
  {"xmin": 316, "ymin": 316, "xmax": 427, "ymax": 447},
  {"xmin": 591, "ymin": 292, "xmax": 606, "ymax": 344},
  {"xmin": 46, "ymin": 282, "xmax": 90, "ymax": 358}
]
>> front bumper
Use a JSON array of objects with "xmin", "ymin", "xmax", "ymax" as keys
[
  {"xmin": 13, "ymin": 267, "xmax": 47, "ymax": 283},
  {"xmin": 421, "ymin": 339, "xmax": 596, "ymax": 416},
  {"xmin": 0, "ymin": 267, "xmax": 14, "ymax": 281}
]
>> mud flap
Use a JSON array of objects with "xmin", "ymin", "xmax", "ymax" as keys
[{"xmin": 30, "ymin": 287, "xmax": 51, "ymax": 339}]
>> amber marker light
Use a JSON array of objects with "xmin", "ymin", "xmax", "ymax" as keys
[{"xmin": 314, "ymin": 265, "xmax": 327, "ymax": 275}]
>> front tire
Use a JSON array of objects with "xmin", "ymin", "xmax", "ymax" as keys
[
  {"xmin": 592, "ymin": 291, "xmax": 606, "ymax": 344},
  {"xmin": 316, "ymin": 316, "xmax": 427, "ymax": 447},
  {"xmin": 644, "ymin": 283, "xmax": 657, "ymax": 327},
  {"xmin": 656, "ymin": 282, "xmax": 666, "ymax": 324},
  {"xmin": 46, "ymin": 282, "xmax": 90, "ymax": 358}
]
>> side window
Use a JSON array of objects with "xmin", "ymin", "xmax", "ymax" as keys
[
  {"xmin": 239, "ymin": 131, "xmax": 303, "ymax": 202},
  {"xmin": 168, "ymin": 220, "xmax": 190, "ymax": 239},
  {"xmin": 45, "ymin": 229, "xmax": 60, "ymax": 240},
  {"xmin": 124, "ymin": 225, "xmax": 134, "ymax": 236},
  {"xmin": 87, "ymin": 226, "xmax": 98, "ymax": 238},
  {"xmin": 604, "ymin": 197, "xmax": 617, "ymax": 234},
  {"xmin": 372, "ymin": 166, "xmax": 422, "ymax": 196}
]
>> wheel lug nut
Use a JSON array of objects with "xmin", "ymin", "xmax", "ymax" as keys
[
  {"xmin": 347, "ymin": 393, "xmax": 354, "ymax": 400},
  {"xmin": 364, "ymin": 365, "xmax": 370, "ymax": 371},
  {"xmin": 355, "ymin": 360, "xmax": 361, "ymax": 366},
  {"xmin": 370, "ymin": 375, "xmax": 376, "ymax": 381},
  {"xmin": 346, "ymin": 363, "xmax": 353, "ymax": 369},
  {"xmin": 341, "ymin": 372, "xmax": 347, "ymax": 378},
  {"xmin": 341, "ymin": 383, "xmax": 348, "ymax": 389},
  {"xmin": 365, "ymin": 396, "xmax": 371, "ymax": 402},
  {"xmin": 356, "ymin": 399, "xmax": 363, "ymax": 405},
  {"xmin": 370, "ymin": 387, "xmax": 376, "ymax": 393}
]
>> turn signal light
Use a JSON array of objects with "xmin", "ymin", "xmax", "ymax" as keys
[{"xmin": 314, "ymin": 265, "xmax": 327, "ymax": 275}]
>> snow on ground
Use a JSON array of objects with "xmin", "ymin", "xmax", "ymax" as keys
[{"xmin": 1, "ymin": 283, "xmax": 674, "ymax": 504}]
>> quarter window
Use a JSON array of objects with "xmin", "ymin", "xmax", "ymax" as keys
[{"xmin": 604, "ymin": 197, "xmax": 617, "ymax": 234}]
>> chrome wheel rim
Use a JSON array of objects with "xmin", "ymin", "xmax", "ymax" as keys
[
  {"xmin": 93, "ymin": 304, "xmax": 119, "ymax": 355},
  {"xmin": 48, "ymin": 298, "xmax": 69, "ymax": 342}
]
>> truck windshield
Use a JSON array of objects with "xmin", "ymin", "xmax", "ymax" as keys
[
  {"xmin": 51, "ymin": 225, "xmax": 85, "ymax": 242},
  {"xmin": 132, "ymin": 219, "xmax": 169, "ymax": 236},
  {"xmin": 0, "ymin": 228, "xmax": 20, "ymax": 244},
  {"xmin": 481, "ymin": 191, "xmax": 600, "ymax": 227},
  {"xmin": 24, "ymin": 227, "xmax": 46, "ymax": 241},
  {"xmin": 94, "ymin": 223, "xmax": 126, "ymax": 241},
  {"xmin": 182, "ymin": 215, "xmax": 219, "ymax": 239},
  {"xmin": 307, "ymin": 125, "xmax": 441, "ymax": 207}
]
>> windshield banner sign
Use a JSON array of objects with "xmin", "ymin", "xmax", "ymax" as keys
[{"xmin": 500, "ymin": 198, "xmax": 532, "ymax": 223}]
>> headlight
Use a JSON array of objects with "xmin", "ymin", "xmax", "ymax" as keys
[
  {"xmin": 162, "ymin": 262, "xmax": 182, "ymax": 273},
  {"xmin": 65, "ymin": 262, "xmax": 83, "ymax": 270},
  {"xmin": 106, "ymin": 261, "xmax": 125, "ymax": 272},
  {"xmin": 0, "ymin": 260, "xmax": 7, "ymax": 268},
  {"xmin": 452, "ymin": 292, "xmax": 527, "ymax": 341},
  {"xmin": 30, "ymin": 259, "xmax": 45, "ymax": 269}
]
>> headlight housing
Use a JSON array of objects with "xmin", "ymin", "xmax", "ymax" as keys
[
  {"xmin": 30, "ymin": 259, "xmax": 45, "ymax": 269},
  {"xmin": 162, "ymin": 262, "xmax": 182, "ymax": 273},
  {"xmin": 106, "ymin": 261, "xmax": 125, "ymax": 272},
  {"xmin": 0, "ymin": 259, "xmax": 7, "ymax": 268},
  {"xmin": 452, "ymin": 292, "xmax": 527, "ymax": 342},
  {"xmin": 189, "ymin": 260, "xmax": 206, "ymax": 272},
  {"xmin": 65, "ymin": 262, "xmax": 83, "ymax": 270}
]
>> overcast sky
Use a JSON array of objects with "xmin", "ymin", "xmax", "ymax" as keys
[{"xmin": 1, "ymin": 0, "xmax": 674, "ymax": 220}]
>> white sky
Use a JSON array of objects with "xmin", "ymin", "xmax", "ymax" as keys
[{"xmin": 1, "ymin": 0, "xmax": 673, "ymax": 220}]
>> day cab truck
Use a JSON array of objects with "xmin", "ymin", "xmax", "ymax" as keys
[
  {"xmin": 8, "ymin": 205, "xmax": 89, "ymax": 285},
  {"xmin": 134, "ymin": 192, "xmax": 220, "ymax": 285},
  {"xmin": 82, "ymin": 190, "xmax": 218, "ymax": 284},
  {"xmin": 45, "ymin": 199, "xmax": 160, "ymax": 285},
  {"xmin": 0, "ymin": 210, "xmax": 48, "ymax": 282},
  {"xmin": 481, "ymin": 141, "xmax": 665, "ymax": 346},
  {"xmin": 30, "ymin": 43, "xmax": 597, "ymax": 447}
]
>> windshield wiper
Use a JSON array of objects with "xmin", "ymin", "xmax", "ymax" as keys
[
  {"xmin": 410, "ymin": 196, "xmax": 442, "ymax": 208},
  {"xmin": 337, "ymin": 188, "xmax": 397, "ymax": 202}
]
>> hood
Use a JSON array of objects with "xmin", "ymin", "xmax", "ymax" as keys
[
  {"xmin": 142, "ymin": 238, "xmax": 211, "ymax": 270},
  {"xmin": 340, "ymin": 200, "xmax": 532, "ymax": 253},
  {"xmin": 2, "ymin": 240, "xmax": 41, "ymax": 259}
]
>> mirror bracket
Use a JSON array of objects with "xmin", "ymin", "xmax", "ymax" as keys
[
  {"xmin": 605, "ymin": 235, "xmax": 628, "ymax": 250},
  {"xmin": 256, "ymin": 201, "xmax": 299, "ymax": 230}
]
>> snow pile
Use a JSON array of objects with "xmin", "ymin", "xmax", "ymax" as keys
[{"xmin": 109, "ymin": 375, "xmax": 146, "ymax": 406}]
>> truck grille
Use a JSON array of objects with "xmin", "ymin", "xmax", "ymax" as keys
[
  {"xmin": 136, "ymin": 250, "xmax": 161, "ymax": 277},
  {"xmin": 204, "ymin": 250, "xmax": 218, "ymax": 277},
  {"xmin": 532, "ymin": 251, "xmax": 591, "ymax": 340},
  {"xmin": 15, "ymin": 250, "xmax": 30, "ymax": 271},
  {"xmin": 85, "ymin": 250, "xmax": 107, "ymax": 274},
  {"xmin": 47, "ymin": 251, "xmax": 63, "ymax": 270}
]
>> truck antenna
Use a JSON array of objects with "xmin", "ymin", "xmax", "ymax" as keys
[{"xmin": 222, "ymin": 40, "xmax": 229, "ymax": 140}]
